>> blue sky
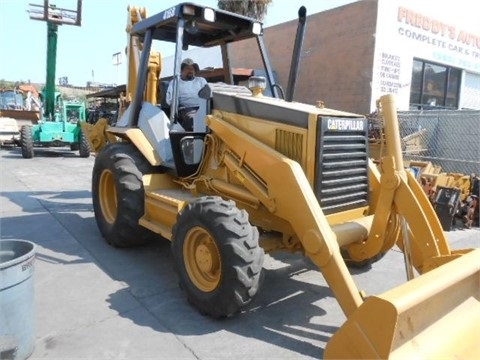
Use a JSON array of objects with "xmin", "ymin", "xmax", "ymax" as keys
[{"xmin": 0, "ymin": 0, "xmax": 357, "ymax": 86}]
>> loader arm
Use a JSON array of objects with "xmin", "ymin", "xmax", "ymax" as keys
[
  {"xmin": 345, "ymin": 95, "xmax": 471, "ymax": 274},
  {"xmin": 324, "ymin": 95, "xmax": 480, "ymax": 358},
  {"xmin": 205, "ymin": 113, "xmax": 365, "ymax": 316},
  {"xmin": 205, "ymin": 95, "xmax": 479, "ymax": 359}
]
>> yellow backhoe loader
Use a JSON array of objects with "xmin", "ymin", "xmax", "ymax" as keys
[{"xmin": 82, "ymin": 3, "xmax": 480, "ymax": 358}]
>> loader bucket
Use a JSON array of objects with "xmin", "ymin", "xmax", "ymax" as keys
[{"xmin": 325, "ymin": 248, "xmax": 480, "ymax": 359}]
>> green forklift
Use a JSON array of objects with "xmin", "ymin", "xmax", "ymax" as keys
[{"xmin": 21, "ymin": 0, "xmax": 90, "ymax": 158}]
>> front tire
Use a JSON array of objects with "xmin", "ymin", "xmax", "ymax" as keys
[
  {"xmin": 20, "ymin": 125, "xmax": 34, "ymax": 158},
  {"xmin": 78, "ymin": 129, "xmax": 91, "ymax": 158},
  {"xmin": 92, "ymin": 142, "xmax": 154, "ymax": 247},
  {"xmin": 172, "ymin": 196, "xmax": 264, "ymax": 318}
]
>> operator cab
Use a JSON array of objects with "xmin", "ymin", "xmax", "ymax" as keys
[{"xmin": 128, "ymin": 2, "xmax": 281, "ymax": 177}]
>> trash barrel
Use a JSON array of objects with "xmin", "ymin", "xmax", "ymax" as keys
[{"xmin": 0, "ymin": 240, "xmax": 36, "ymax": 360}]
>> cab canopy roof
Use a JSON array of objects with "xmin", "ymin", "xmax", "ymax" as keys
[{"xmin": 131, "ymin": 2, "xmax": 263, "ymax": 47}]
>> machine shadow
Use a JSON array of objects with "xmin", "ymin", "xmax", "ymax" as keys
[
  {"xmin": 105, "ymin": 242, "xmax": 340, "ymax": 358},
  {"xmin": 1, "ymin": 189, "xmax": 96, "ymax": 266},
  {"xmin": 1, "ymin": 190, "xmax": 93, "ymax": 213},
  {"xmin": 1, "ymin": 188, "xmax": 339, "ymax": 357}
]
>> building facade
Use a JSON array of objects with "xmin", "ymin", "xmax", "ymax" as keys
[
  {"xmin": 372, "ymin": 1, "xmax": 479, "ymax": 112},
  {"xmin": 225, "ymin": 0, "xmax": 480, "ymax": 114}
]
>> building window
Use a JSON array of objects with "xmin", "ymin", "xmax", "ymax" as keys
[
  {"xmin": 461, "ymin": 72, "xmax": 480, "ymax": 110},
  {"xmin": 409, "ymin": 59, "xmax": 461, "ymax": 110}
]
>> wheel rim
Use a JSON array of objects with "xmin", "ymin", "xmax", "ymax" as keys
[
  {"xmin": 184, "ymin": 226, "xmax": 221, "ymax": 292},
  {"xmin": 99, "ymin": 169, "xmax": 117, "ymax": 224}
]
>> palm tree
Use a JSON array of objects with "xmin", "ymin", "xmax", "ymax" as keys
[{"xmin": 217, "ymin": 0, "xmax": 272, "ymax": 21}]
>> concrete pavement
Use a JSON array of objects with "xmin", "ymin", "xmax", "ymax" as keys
[{"xmin": 1, "ymin": 146, "xmax": 479, "ymax": 359}]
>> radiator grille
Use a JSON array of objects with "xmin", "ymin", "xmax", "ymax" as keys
[
  {"xmin": 316, "ymin": 124, "xmax": 369, "ymax": 215},
  {"xmin": 275, "ymin": 129, "xmax": 303, "ymax": 164}
]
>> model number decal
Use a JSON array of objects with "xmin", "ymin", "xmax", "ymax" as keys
[
  {"xmin": 327, "ymin": 119, "xmax": 364, "ymax": 131},
  {"xmin": 163, "ymin": 7, "xmax": 176, "ymax": 20}
]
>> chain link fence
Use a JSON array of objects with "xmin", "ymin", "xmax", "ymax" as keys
[{"xmin": 369, "ymin": 110, "xmax": 480, "ymax": 175}]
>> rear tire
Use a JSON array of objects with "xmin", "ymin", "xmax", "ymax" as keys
[
  {"xmin": 92, "ymin": 142, "xmax": 154, "ymax": 247},
  {"xmin": 172, "ymin": 196, "xmax": 264, "ymax": 318},
  {"xmin": 79, "ymin": 129, "xmax": 91, "ymax": 158},
  {"xmin": 20, "ymin": 125, "xmax": 34, "ymax": 158}
]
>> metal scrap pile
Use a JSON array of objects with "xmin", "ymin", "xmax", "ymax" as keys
[{"xmin": 407, "ymin": 160, "xmax": 479, "ymax": 230}]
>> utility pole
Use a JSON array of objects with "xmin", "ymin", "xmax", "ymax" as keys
[{"xmin": 112, "ymin": 52, "xmax": 122, "ymax": 85}]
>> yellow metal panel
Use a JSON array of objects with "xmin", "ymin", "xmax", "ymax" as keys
[
  {"xmin": 234, "ymin": 92, "xmax": 362, "ymax": 118},
  {"xmin": 141, "ymin": 174, "xmax": 193, "ymax": 240},
  {"xmin": 125, "ymin": 128, "xmax": 162, "ymax": 166},
  {"xmin": 213, "ymin": 110, "xmax": 309, "ymax": 172}
]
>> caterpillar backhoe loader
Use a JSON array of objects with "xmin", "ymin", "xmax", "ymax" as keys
[{"xmin": 82, "ymin": 3, "xmax": 480, "ymax": 358}]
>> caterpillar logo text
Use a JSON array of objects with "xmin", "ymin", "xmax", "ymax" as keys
[{"xmin": 327, "ymin": 119, "xmax": 364, "ymax": 131}]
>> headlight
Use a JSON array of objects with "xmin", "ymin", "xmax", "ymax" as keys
[
  {"xmin": 252, "ymin": 22, "xmax": 262, "ymax": 35},
  {"xmin": 204, "ymin": 8, "xmax": 215, "ymax": 22},
  {"xmin": 183, "ymin": 5, "xmax": 195, "ymax": 16},
  {"xmin": 248, "ymin": 76, "xmax": 266, "ymax": 96}
]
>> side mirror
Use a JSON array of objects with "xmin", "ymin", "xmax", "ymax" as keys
[{"xmin": 180, "ymin": 136, "xmax": 204, "ymax": 165}]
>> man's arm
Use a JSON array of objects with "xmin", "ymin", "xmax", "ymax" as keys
[{"xmin": 165, "ymin": 80, "xmax": 173, "ymax": 105}]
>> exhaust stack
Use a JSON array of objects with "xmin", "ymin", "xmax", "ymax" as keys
[{"xmin": 286, "ymin": 6, "xmax": 307, "ymax": 102}]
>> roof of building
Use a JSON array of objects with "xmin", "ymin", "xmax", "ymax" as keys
[{"xmin": 86, "ymin": 85, "xmax": 126, "ymax": 99}]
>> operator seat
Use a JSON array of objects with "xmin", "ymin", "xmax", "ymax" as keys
[{"xmin": 140, "ymin": 84, "xmax": 251, "ymax": 177}]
